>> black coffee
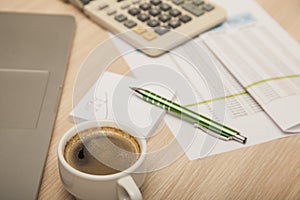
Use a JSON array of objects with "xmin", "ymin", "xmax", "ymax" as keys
[{"xmin": 64, "ymin": 126, "xmax": 141, "ymax": 175}]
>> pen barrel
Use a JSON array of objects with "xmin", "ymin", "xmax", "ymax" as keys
[{"xmin": 143, "ymin": 90, "xmax": 238, "ymax": 138}]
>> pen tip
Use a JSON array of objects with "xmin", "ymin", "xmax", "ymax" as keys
[
  {"xmin": 232, "ymin": 134, "xmax": 247, "ymax": 144},
  {"xmin": 130, "ymin": 87, "xmax": 139, "ymax": 91}
]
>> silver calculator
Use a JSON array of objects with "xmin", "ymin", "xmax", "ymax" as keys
[{"xmin": 66, "ymin": 0, "xmax": 226, "ymax": 56}]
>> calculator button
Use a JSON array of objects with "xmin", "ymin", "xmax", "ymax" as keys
[
  {"xmin": 124, "ymin": 20, "xmax": 137, "ymax": 28},
  {"xmin": 107, "ymin": 8, "xmax": 117, "ymax": 15},
  {"xmin": 182, "ymin": 3, "xmax": 204, "ymax": 16},
  {"xmin": 139, "ymin": 3, "xmax": 151, "ymax": 10},
  {"xmin": 158, "ymin": 14, "xmax": 171, "ymax": 22},
  {"xmin": 98, "ymin": 2, "xmax": 108, "ymax": 10},
  {"xmin": 169, "ymin": 9, "xmax": 181, "ymax": 17},
  {"xmin": 143, "ymin": 31, "xmax": 157, "ymax": 41},
  {"xmin": 132, "ymin": 0, "xmax": 140, "ymax": 4},
  {"xmin": 154, "ymin": 26, "xmax": 170, "ymax": 35},
  {"xmin": 128, "ymin": 8, "xmax": 141, "ymax": 16},
  {"xmin": 203, "ymin": 4, "xmax": 214, "ymax": 11},
  {"xmin": 121, "ymin": 2, "xmax": 131, "ymax": 9},
  {"xmin": 168, "ymin": 19, "xmax": 181, "ymax": 28},
  {"xmin": 147, "ymin": 19, "xmax": 160, "ymax": 27},
  {"xmin": 114, "ymin": 14, "xmax": 127, "ymax": 22},
  {"xmin": 133, "ymin": 25, "xmax": 147, "ymax": 34},
  {"xmin": 179, "ymin": 15, "xmax": 192, "ymax": 23},
  {"xmin": 159, "ymin": 3, "xmax": 172, "ymax": 11},
  {"xmin": 192, "ymin": 0, "xmax": 204, "ymax": 6},
  {"xmin": 137, "ymin": 13, "xmax": 150, "ymax": 22},
  {"xmin": 172, "ymin": 0, "xmax": 184, "ymax": 5},
  {"xmin": 149, "ymin": 8, "xmax": 161, "ymax": 17},
  {"xmin": 150, "ymin": 0, "xmax": 162, "ymax": 6}
]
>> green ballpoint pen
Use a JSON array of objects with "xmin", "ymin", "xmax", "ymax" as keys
[{"xmin": 131, "ymin": 87, "xmax": 247, "ymax": 144}]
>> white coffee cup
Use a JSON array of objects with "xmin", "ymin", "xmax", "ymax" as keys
[{"xmin": 57, "ymin": 120, "xmax": 146, "ymax": 200}]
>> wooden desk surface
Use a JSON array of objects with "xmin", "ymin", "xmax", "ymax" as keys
[{"xmin": 1, "ymin": 0, "xmax": 300, "ymax": 199}]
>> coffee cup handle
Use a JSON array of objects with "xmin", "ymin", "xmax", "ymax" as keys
[{"xmin": 117, "ymin": 175, "xmax": 143, "ymax": 200}]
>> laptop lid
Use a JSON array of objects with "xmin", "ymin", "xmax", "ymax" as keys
[{"xmin": 0, "ymin": 12, "xmax": 75, "ymax": 199}]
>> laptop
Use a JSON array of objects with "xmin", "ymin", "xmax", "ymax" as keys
[{"xmin": 0, "ymin": 12, "xmax": 75, "ymax": 199}]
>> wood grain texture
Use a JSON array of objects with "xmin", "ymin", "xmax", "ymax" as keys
[{"xmin": 0, "ymin": 0, "xmax": 300, "ymax": 199}]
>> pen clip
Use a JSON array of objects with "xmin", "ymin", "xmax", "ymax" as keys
[{"xmin": 193, "ymin": 124, "xmax": 229, "ymax": 141}]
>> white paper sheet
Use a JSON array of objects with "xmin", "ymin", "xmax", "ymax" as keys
[
  {"xmin": 203, "ymin": 23, "xmax": 300, "ymax": 132},
  {"xmin": 70, "ymin": 72, "xmax": 173, "ymax": 137}
]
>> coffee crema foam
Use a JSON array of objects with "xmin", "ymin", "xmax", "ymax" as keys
[{"xmin": 64, "ymin": 126, "xmax": 141, "ymax": 175}]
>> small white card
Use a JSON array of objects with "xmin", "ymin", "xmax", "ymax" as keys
[{"xmin": 70, "ymin": 72, "xmax": 173, "ymax": 137}]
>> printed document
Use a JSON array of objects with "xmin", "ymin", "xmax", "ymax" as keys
[{"xmin": 203, "ymin": 23, "xmax": 300, "ymax": 132}]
